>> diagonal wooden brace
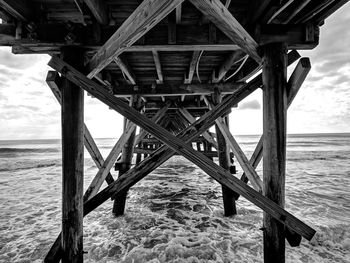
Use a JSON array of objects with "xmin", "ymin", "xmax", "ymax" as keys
[
  {"xmin": 44, "ymin": 52, "xmax": 302, "ymax": 262},
  {"xmin": 46, "ymin": 71, "xmax": 114, "ymax": 185},
  {"xmin": 48, "ymin": 55, "xmax": 316, "ymax": 240}
]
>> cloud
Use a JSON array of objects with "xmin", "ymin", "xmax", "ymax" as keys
[
  {"xmin": 0, "ymin": 47, "xmax": 45, "ymax": 69},
  {"xmin": 239, "ymin": 99, "xmax": 261, "ymax": 110}
]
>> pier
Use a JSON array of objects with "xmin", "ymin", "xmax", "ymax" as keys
[{"xmin": 0, "ymin": 0, "xmax": 348, "ymax": 262}]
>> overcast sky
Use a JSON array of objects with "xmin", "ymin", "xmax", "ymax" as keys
[{"xmin": 0, "ymin": 4, "xmax": 349, "ymax": 140}]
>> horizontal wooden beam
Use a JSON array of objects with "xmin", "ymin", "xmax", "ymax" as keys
[
  {"xmin": 257, "ymin": 24, "xmax": 319, "ymax": 49},
  {"xmin": 190, "ymin": 0, "xmax": 261, "ymax": 63},
  {"xmin": 87, "ymin": 0, "xmax": 185, "ymax": 78},
  {"xmin": 113, "ymin": 82, "xmax": 244, "ymax": 97},
  {"xmin": 48, "ymin": 55, "xmax": 316, "ymax": 241}
]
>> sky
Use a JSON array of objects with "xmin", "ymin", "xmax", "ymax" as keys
[{"xmin": 0, "ymin": 4, "xmax": 349, "ymax": 140}]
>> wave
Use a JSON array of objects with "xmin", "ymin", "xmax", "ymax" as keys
[
  {"xmin": 0, "ymin": 162, "xmax": 59, "ymax": 172},
  {"xmin": 0, "ymin": 147, "xmax": 60, "ymax": 154}
]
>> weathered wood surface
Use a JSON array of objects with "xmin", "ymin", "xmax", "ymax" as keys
[
  {"xmin": 45, "ymin": 51, "xmax": 311, "ymax": 261},
  {"xmin": 184, "ymin": 50, "xmax": 202, "ymax": 84},
  {"xmin": 114, "ymin": 56, "xmax": 137, "ymax": 85},
  {"xmin": 84, "ymin": 122, "xmax": 137, "ymax": 202},
  {"xmin": 178, "ymin": 107, "xmax": 218, "ymax": 149},
  {"xmin": 0, "ymin": 0, "xmax": 33, "ymax": 21},
  {"xmin": 87, "ymin": 0, "xmax": 185, "ymax": 77},
  {"xmin": 152, "ymin": 50, "xmax": 164, "ymax": 84},
  {"xmin": 84, "ymin": 0, "xmax": 108, "ymax": 25},
  {"xmin": 113, "ymin": 82, "xmax": 244, "ymax": 97},
  {"xmin": 46, "ymin": 71, "xmax": 114, "ymax": 186},
  {"xmin": 213, "ymin": 92, "xmax": 236, "ymax": 216},
  {"xmin": 113, "ymin": 119, "xmax": 137, "ymax": 216},
  {"xmin": 236, "ymin": 57, "xmax": 311, "ymax": 198},
  {"xmin": 262, "ymin": 42, "xmax": 288, "ymax": 263},
  {"xmin": 190, "ymin": 0, "xmax": 260, "ymax": 63},
  {"xmin": 60, "ymin": 47, "xmax": 84, "ymax": 263},
  {"xmin": 48, "ymin": 55, "xmax": 316, "ymax": 240}
]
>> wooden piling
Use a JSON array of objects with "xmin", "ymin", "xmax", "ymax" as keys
[
  {"xmin": 61, "ymin": 47, "xmax": 84, "ymax": 263},
  {"xmin": 213, "ymin": 92, "xmax": 237, "ymax": 216},
  {"xmin": 262, "ymin": 42, "xmax": 287, "ymax": 263},
  {"xmin": 112, "ymin": 119, "xmax": 136, "ymax": 216}
]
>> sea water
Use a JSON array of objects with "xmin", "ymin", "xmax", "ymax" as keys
[{"xmin": 0, "ymin": 134, "xmax": 349, "ymax": 262}]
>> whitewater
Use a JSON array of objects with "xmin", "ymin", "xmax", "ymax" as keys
[{"xmin": 0, "ymin": 134, "xmax": 349, "ymax": 262}]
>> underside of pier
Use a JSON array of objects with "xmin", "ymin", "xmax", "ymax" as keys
[{"xmin": 0, "ymin": 0, "xmax": 348, "ymax": 262}]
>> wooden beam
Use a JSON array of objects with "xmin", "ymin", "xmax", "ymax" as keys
[
  {"xmin": 175, "ymin": 4, "xmax": 182, "ymax": 24},
  {"xmin": 113, "ymin": 119, "xmax": 137, "ymax": 216},
  {"xmin": 84, "ymin": 122, "xmax": 137, "ymax": 202},
  {"xmin": 152, "ymin": 50, "xmax": 164, "ymax": 84},
  {"xmin": 45, "ymin": 51, "xmax": 307, "ymax": 261},
  {"xmin": 46, "ymin": 71, "xmax": 114, "ymax": 186},
  {"xmin": 184, "ymin": 50, "xmax": 202, "ymax": 84},
  {"xmin": 295, "ymin": 0, "xmax": 337, "ymax": 23},
  {"xmin": 281, "ymin": 0, "xmax": 312, "ymax": 24},
  {"xmin": 0, "ymin": 0, "xmax": 33, "ymax": 21},
  {"xmin": 256, "ymin": 24, "xmax": 319, "ymax": 49},
  {"xmin": 134, "ymin": 103, "xmax": 170, "ymax": 146},
  {"xmin": 84, "ymin": 0, "xmax": 108, "ymax": 25},
  {"xmin": 212, "ymin": 51, "xmax": 245, "ymax": 83},
  {"xmin": 113, "ymin": 82, "xmax": 244, "ymax": 97},
  {"xmin": 213, "ymin": 92, "xmax": 236, "ymax": 216},
  {"xmin": 235, "ymin": 58, "xmax": 311, "ymax": 195},
  {"xmin": 87, "ymin": 0, "xmax": 185, "ymax": 78},
  {"xmin": 179, "ymin": 107, "xmax": 218, "ymax": 149},
  {"xmin": 60, "ymin": 47, "xmax": 84, "ymax": 263},
  {"xmin": 262, "ymin": 42, "xmax": 288, "ymax": 263},
  {"xmin": 114, "ymin": 56, "xmax": 137, "ymax": 85},
  {"xmin": 203, "ymin": 97, "xmax": 263, "ymax": 192},
  {"xmin": 48, "ymin": 55, "xmax": 316, "ymax": 240},
  {"xmin": 247, "ymin": 0, "xmax": 273, "ymax": 23},
  {"xmin": 314, "ymin": 0, "xmax": 350, "ymax": 24},
  {"xmin": 190, "ymin": 0, "xmax": 260, "ymax": 63}
]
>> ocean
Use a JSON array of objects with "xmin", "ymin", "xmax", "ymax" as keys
[{"xmin": 0, "ymin": 134, "xmax": 349, "ymax": 263}]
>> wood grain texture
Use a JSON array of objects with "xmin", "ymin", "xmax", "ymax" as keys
[
  {"xmin": 262, "ymin": 42, "xmax": 288, "ymax": 263},
  {"xmin": 190, "ymin": 0, "xmax": 261, "ymax": 63},
  {"xmin": 84, "ymin": 0, "xmax": 108, "ymax": 25},
  {"xmin": 87, "ymin": 0, "xmax": 185, "ymax": 77},
  {"xmin": 48, "ymin": 55, "xmax": 316, "ymax": 240},
  {"xmin": 60, "ymin": 47, "xmax": 84, "ymax": 263},
  {"xmin": 46, "ymin": 71, "xmax": 114, "ymax": 186},
  {"xmin": 0, "ymin": 0, "xmax": 33, "ymax": 21}
]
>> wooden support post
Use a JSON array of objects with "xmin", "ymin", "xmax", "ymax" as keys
[
  {"xmin": 213, "ymin": 92, "xmax": 236, "ymax": 216},
  {"xmin": 61, "ymin": 47, "xmax": 84, "ymax": 263},
  {"xmin": 112, "ymin": 119, "xmax": 136, "ymax": 216},
  {"xmin": 262, "ymin": 42, "xmax": 287, "ymax": 263}
]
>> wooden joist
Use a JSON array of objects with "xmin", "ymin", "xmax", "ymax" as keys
[
  {"xmin": 152, "ymin": 50, "xmax": 164, "ymax": 84},
  {"xmin": 113, "ymin": 82, "xmax": 244, "ymax": 97},
  {"xmin": 184, "ymin": 50, "xmax": 202, "ymax": 84},
  {"xmin": 48, "ymin": 55, "xmax": 316, "ymax": 241},
  {"xmin": 84, "ymin": 0, "xmax": 108, "ymax": 25},
  {"xmin": 87, "ymin": 0, "xmax": 185, "ymax": 78},
  {"xmin": 189, "ymin": 0, "xmax": 261, "ymax": 63},
  {"xmin": 0, "ymin": 0, "xmax": 33, "ymax": 21},
  {"xmin": 46, "ymin": 71, "xmax": 114, "ymax": 186},
  {"xmin": 45, "ymin": 51, "xmax": 302, "ymax": 261},
  {"xmin": 113, "ymin": 56, "xmax": 137, "ymax": 85}
]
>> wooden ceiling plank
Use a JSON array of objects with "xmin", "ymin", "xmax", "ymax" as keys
[
  {"xmin": 189, "ymin": 0, "xmax": 261, "ymax": 63},
  {"xmin": 84, "ymin": 0, "xmax": 109, "ymax": 25},
  {"xmin": 87, "ymin": 0, "xmax": 185, "ymax": 78}
]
